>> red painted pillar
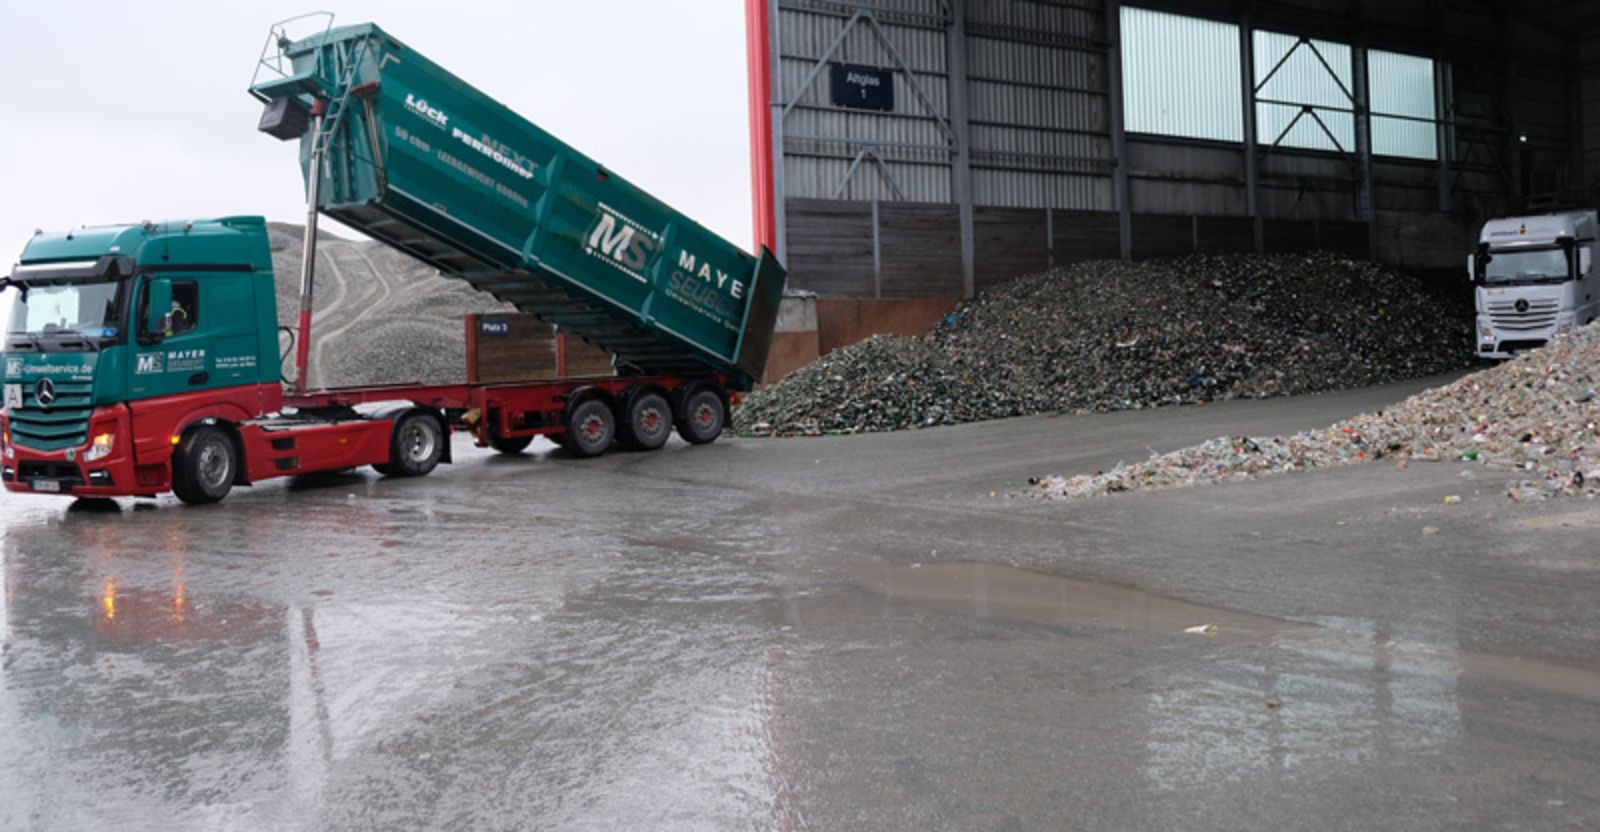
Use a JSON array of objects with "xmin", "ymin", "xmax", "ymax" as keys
[{"xmin": 745, "ymin": 0, "xmax": 777, "ymax": 254}]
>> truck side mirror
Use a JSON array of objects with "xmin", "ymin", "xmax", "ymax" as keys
[
  {"xmin": 1470, "ymin": 245, "xmax": 1492, "ymax": 285},
  {"xmin": 145, "ymin": 277, "xmax": 173, "ymax": 336}
]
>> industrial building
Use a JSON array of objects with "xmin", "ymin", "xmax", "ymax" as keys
[{"xmin": 743, "ymin": 0, "xmax": 1600, "ymax": 365}]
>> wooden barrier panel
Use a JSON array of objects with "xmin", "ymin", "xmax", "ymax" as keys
[
  {"xmin": 878, "ymin": 203, "xmax": 964, "ymax": 297},
  {"xmin": 783, "ymin": 198, "xmax": 1381, "ymax": 298},
  {"xmin": 465, "ymin": 314, "xmax": 614, "ymax": 383},
  {"xmin": 816, "ymin": 298, "xmax": 961, "ymax": 354},
  {"xmin": 562, "ymin": 333, "xmax": 616, "ymax": 378},
  {"xmin": 786, "ymin": 198, "xmax": 875, "ymax": 297},
  {"xmin": 1051, "ymin": 211, "xmax": 1123, "ymax": 263},
  {"xmin": 975, "ymin": 207, "xmax": 1048, "ymax": 290}
]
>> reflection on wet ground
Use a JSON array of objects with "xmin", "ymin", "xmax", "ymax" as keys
[
  {"xmin": 850, "ymin": 561, "xmax": 1291, "ymax": 637},
  {"xmin": 2, "ymin": 416, "xmax": 1600, "ymax": 828}
]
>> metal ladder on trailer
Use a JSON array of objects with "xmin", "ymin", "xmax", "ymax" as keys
[{"xmin": 251, "ymin": 14, "xmax": 376, "ymax": 392}]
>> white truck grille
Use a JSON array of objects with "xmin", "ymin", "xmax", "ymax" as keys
[{"xmin": 1487, "ymin": 298, "xmax": 1559, "ymax": 332}]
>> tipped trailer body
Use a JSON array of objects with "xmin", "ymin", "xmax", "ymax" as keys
[
  {"xmin": 250, "ymin": 21, "xmax": 784, "ymax": 390},
  {"xmin": 0, "ymin": 18, "xmax": 783, "ymax": 505}
]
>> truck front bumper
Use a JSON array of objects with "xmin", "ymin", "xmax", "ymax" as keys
[
  {"xmin": 1, "ymin": 407, "xmax": 146, "ymax": 498},
  {"xmin": 1476, "ymin": 316, "xmax": 1569, "ymax": 360}
]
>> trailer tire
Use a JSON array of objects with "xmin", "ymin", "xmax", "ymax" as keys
[
  {"xmin": 490, "ymin": 435, "xmax": 535, "ymax": 455},
  {"xmin": 560, "ymin": 398, "xmax": 615, "ymax": 458},
  {"xmin": 676, "ymin": 388, "xmax": 725, "ymax": 445},
  {"xmin": 173, "ymin": 425, "xmax": 237, "ymax": 505},
  {"xmin": 619, "ymin": 392, "xmax": 673, "ymax": 451},
  {"xmin": 376, "ymin": 411, "xmax": 445, "ymax": 477}
]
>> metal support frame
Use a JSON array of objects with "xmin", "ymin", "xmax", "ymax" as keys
[
  {"xmin": 1105, "ymin": 0, "xmax": 1132, "ymax": 260},
  {"xmin": 947, "ymin": 0, "xmax": 975, "ymax": 297},
  {"xmin": 1045, "ymin": 207, "xmax": 1055, "ymax": 269},
  {"xmin": 1429, "ymin": 0, "xmax": 1451, "ymax": 213},
  {"xmin": 775, "ymin": 4, "xmax": 956, "ymax": 239},
  {"xmin": 1435, "ymin": 57, "xmax": 1453, "ymax": 212},
  {"xmin": 779, "ymin": 11, "xmax": 952, "ymax": 141},
  {"xmin": 871, "ymin": 199, "xmax": 883, "ymax": 298},
  {"xmin": 1254, "ymin": 37, "xmax": 1359, "ymax": 160},
  {"xmin": 1247, "ymin": 26, "xmax": 1378, "ymax": 253},
  {"xmin": 1241, "ymin": 11, "xmax": 1262, "ymax": 251},
  {"xmin": 831, "ymin": 147, "xmax": 908, "ymax": 200},
  {"xmin": 1352, "ymin": 40, "xmax": 1377, "ymax": 260}
]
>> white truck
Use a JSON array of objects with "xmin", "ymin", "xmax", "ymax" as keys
[{"xmin": 1470, "ymin": 210, "xmax": 1600, "ymax": 359}]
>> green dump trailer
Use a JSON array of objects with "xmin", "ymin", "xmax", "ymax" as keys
[{"xmin": 248, "ymin": 20, "xmax": 784, "ymax": 391}]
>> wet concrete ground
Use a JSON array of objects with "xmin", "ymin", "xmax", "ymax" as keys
[{"xmin": 4, "ymin": 374, "xmax": 1599, "ymax": 830}]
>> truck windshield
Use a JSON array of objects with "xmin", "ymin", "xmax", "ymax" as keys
[
  {"xmin": 1484, "ymin": 248, "xmax": 1571, "ymax": 283},
  {"xmin": 4, "ymin": 280, "xmax": 125, "ymax": 351}
]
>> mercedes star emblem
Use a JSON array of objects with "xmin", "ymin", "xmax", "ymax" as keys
[
  {"xmin": 35, "ymin": 378, "xmax": 56, "ymax": 408},
  {"xmin": 1514, "ymin": 298, "xmax": 1530, "ymax": 313}
]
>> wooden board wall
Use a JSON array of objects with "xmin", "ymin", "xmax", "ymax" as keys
[
  {"xmin": 465, "ymin": 314, "xmax": 615, "ymax": 383},
  {"xmin": 784, "ymin": 198, "xmax": 1378, "ymax": 298}
]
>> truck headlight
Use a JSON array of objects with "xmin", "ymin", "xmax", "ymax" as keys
[
  {"xmin": 84, "ymin": 432, "xmax": 115, "ymax": 462},
  {"xmin": 1, "ymin": 425, "xmax": 10, "ymax": 460},
  {"xmin": 1558, "ymin": 321, "xmax": 1574, "ymax": 336},
  {"xmin": 1478, "ymin": 324, "xmax": 1494, "ymax": 340}
]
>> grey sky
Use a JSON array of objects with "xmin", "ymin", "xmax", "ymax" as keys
[{"xmin": 0, "ymin": 1, "xmax": 755, "ymax": 262}]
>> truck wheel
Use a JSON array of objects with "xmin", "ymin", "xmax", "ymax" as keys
[
  {"xmin": 377, "ymin": 411, "xmax": 445, "ymax": 477},
  {"xmin": 490, "ymin": 435, "xmax": 534, "ymax": 455},
  {"xmin": 619, "ymin": 392, "xmax": 673, "ymax": 451},
  {"xmin": 560, "ymin": 398, "xmax": 614, "ymax": 458},
  {"xmin": 676, "ymin": 388, "xmax": 725, "ymax": 445},
  {"xmin": 173, "ymin": 425, "xmax": 237, "ymax": 505}
]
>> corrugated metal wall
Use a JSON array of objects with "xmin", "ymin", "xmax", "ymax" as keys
[
  {"xmin": 770, "ymin": 0, "xmax": 1583, "ymax": 300},
  {"xmin": 966, "ymin": 0, "xmax": 1111, "ymax": 210},
  {"xmin": 1368, "ymin": 49, "xmax": 1436, "ymax": 160},
  {"xmin": 1121, "ymin": 7, "xmax": 1242, "ymax": 142},
  {"xmin": 776, "ymin": 0, "xmax": 954, "ymax": 204},
  {"xmin": 775, "ymin": 0, "xmax": 1114, "ymax": 209}
]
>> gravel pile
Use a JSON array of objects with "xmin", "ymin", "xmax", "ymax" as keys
[
  {"xmin": 267, "ymin": 223, "xmax": 515, "ymax": 388},
  {"xmin": 739, "ymin": 253, "xmax": 1474, "ymax": 436},
  {"xmin": 1032, "ymin": 322, "xmax": 1600, "ymax": 501},
  {"xmin": 735, "ymin": 335, "xmax": 980, "ymax": 433}
]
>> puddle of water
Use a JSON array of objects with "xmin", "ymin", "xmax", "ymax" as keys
[
  {"xmin": 849, "ymin": 562, "xmax": 1288, "ymax": 638},
  {"xmin": 849, "ymin": 562, "xmax": 1600, "ymax": 702}
]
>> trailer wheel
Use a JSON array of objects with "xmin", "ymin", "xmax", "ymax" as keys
[
  {"xmin": 490, "ymin": 435, "xmax": 535, "ymax": 455},
  {"xmin": 173, "ymin": 425, "xmax": 237, "ymax": 505},
  {"xmin": 676, "ymin": 388, "xmax": 725, "ymax": 445},
  {"xmin": 619, "ymin": 392, "xmax": 673, "ymax": 451},
  {"xmin": 377, "ymin": 411, "xmax": 445, "ymax": 477},
  {"xmin": 560, "ymin": 398, "xmax": 615, "ymax": 458}
]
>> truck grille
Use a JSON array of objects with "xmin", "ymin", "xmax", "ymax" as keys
[
  {"xmin": 1487, "ymin": 298, "xmax": 1559, "ymax": 332},
  {"xmin": 8, "ymin": 379, "xmax": 93, "ymax": 452}
]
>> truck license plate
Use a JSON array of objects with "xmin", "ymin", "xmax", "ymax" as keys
[
  {"xmin": 32, "ymin": 480, "xmax": 61, "ymax": 493},
  {"xmin": 3, "ymin": 383, "xmax": 20, "ymax": 411}
]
